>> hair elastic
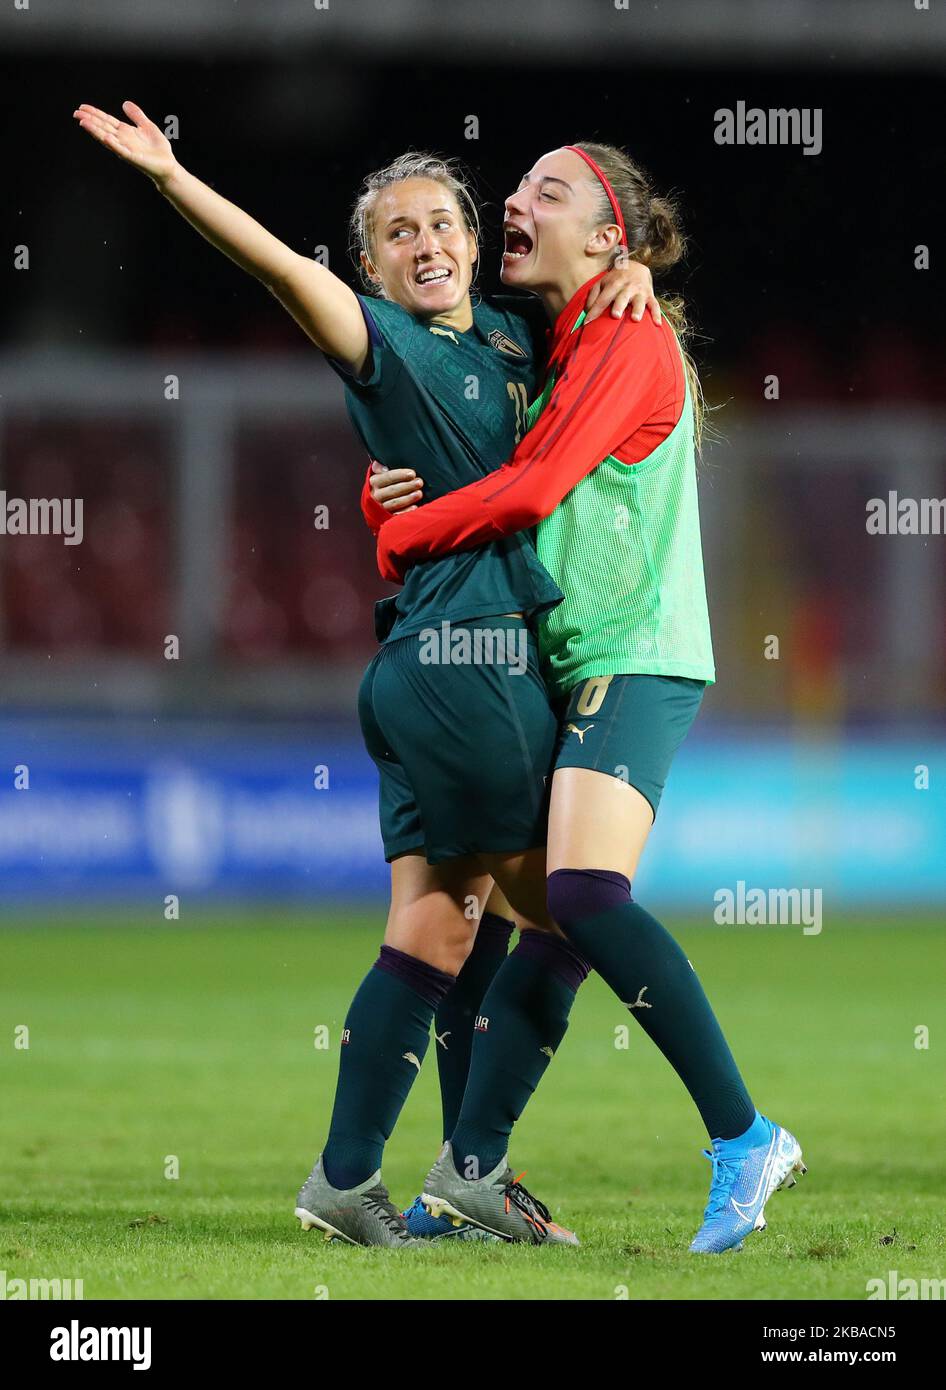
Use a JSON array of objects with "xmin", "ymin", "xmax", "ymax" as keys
[{"xmin": 564, "ymin": 145, "xmax": 627, "ymax": 247}]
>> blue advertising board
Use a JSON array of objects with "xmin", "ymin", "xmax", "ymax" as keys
[{"xmin": 0, "ymin": 719, "xmax": 942, "ymax": 911}]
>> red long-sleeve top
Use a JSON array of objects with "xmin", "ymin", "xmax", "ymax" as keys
[
  {"xmin": 360, "ymin": 467, "xmax": 390, "ymax": 538},
  {"xmin": 371, "ymin": 272, "xmax": 685, "ymax": 584}
]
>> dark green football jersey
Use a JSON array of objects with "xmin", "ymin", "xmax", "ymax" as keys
[{"xmin": 329, "ymin": 294, "xmax": 563, "ymax": 642}]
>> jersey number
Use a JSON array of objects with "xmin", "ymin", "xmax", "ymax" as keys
[
  {"xmin": 576, "ymin": 675, "xmax": 614, "ymax": 717},
  {"xmin": 507, "ymin": 381, "xmax": 529, "ymax": 444}
]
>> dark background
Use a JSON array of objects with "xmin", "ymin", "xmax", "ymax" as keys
[{"xmin": 6, "ymin": 58, "xmax": 942, "ymax": 405}]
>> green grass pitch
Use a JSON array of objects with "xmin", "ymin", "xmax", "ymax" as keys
[{"xmin": 1, "ymin": 909, "xmax": 943, "ymax": 1301}]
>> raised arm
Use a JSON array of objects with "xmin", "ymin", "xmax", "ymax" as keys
[
  {"xmin": 73, "ymin": 101, "xmax": 369, "ymax": 372},
  {"xmin": 377, "ymin": 313, "xmax": 671, "ymax": 581}
]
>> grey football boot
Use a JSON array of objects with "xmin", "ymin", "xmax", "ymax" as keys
[
  {"xmin": 295, "ymin": 1155, "xmax": 418, "ymax": 1247},
  {"xmin": 421, "ymin": 1142, "xmax": 579, "ymax": 1245}
]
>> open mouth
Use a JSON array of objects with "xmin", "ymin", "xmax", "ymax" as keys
[
  {"xmin": 503, "ymin": 224, "xmax": 534, "ymax": 260},
  {"xmin": 415, "ymin": 266, "xmax": 453, "ymax": 286}
]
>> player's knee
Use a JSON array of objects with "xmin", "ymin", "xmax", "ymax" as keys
[
  {"xmin": 547, "ymin": 867, "xmax": 632, "ymax": 930},
  {"xmin": 442, "ymin": 929, "xmax": 476, "ymax": 975},
  {"xmin": 397, "ymin": 935, "xmax": 471, "ymax": 978},
  {"xmin": 385, "ymin": 907, "xmax": 475, "ymax": 976}
]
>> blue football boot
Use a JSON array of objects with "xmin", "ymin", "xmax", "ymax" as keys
[{"xmin": 689, "ymin": 1112, "xmax": 806, "ymax": 1254}]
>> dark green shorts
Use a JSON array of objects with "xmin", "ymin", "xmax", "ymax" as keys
[
  {"xmin": 553, "ymin": 673, "xmax": 705, "ymax": 818},
  {"xmin": 358, "ymin": 617, "xmax": 557, "ymax": 865}
]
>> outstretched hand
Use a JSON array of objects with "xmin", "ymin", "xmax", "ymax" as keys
[{"xmin": 73, "ymin": 101, "xmax": 178, "ymax": 185}]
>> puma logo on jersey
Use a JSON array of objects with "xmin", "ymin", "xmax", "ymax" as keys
[
  {"xmin": 474, "ymin": 1015, "xmax": 489, "ymax": 1032},
  {"xmin": 488, "ymin": 328, "xmax": 528, "ymax": 359},
  {"xmin": 429, "ymin": 326, "xmax": 459, "ymax": 345},
  {"xmin": 539, "ymin": 1045, "xmax": 554, "ymax": 1058},
  {"xmin": 566, "ymin": 722, "xmax": 595, "ymax": 743},
  {"xmin": 435, "ymin": 1030, "xmax": 451, "ymax": 1050},
  {"xmin": 626, "ymin": 987, "xmax": 651, "ymax": 1011},
  {"xmin": 402, "ymin": 1051, "xmax": 422, "ymax": 1072}
]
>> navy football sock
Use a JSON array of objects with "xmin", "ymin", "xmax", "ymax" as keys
[
  {"xmin": 548, "ymin": 868, "xmax": 755, "ymax": 1140},
  {"xmin": 434, "ymin": 912, "xmax": 514, "ymax": 1141},
  {"xmin": 322, "ymin": 945, "xmax": 454, "ymax": 1189},
  {"xmin": 450, "ymin": 930, "xmax": 589, "ymax": 1178}
]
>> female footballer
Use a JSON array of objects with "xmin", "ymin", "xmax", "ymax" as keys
[
  {"xmin": 372, "ymin": 144, "xmax": 806, "ymax": 1255},
  {"xmin": 72, "ymin": 103, "xmax": 656, "ymax": 1246}
]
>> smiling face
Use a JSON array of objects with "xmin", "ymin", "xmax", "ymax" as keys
[
  {"xmin": 502, "ymin": 147, "xmax": 623, "ymax": 313},
  {"xmin": 362, "ymin": 177, "xmax": 478, "ymax": 323}
]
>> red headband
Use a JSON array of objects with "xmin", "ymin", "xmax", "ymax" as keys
[{"xmin": 564, "ymin": 145, "xmax": 627, "ymax": 248}]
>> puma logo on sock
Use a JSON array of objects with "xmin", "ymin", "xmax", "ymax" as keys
[
  {"xmin": 626, "ymin": 987, "xmax": 651, "ymax": 1010},
  {"xmin": 402, "ymin": 1052, "xmax": 422, "ymax": 1072}
]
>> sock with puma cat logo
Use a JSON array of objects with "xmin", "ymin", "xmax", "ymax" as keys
[{"xmin": 322, "ymin": 945, "xmax": 454, "ymax": 1190}]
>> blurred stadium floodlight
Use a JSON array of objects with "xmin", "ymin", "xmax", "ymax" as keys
[{"xmin": 0, "ymin": 0, "xmax": 944, "ymax": 66}]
